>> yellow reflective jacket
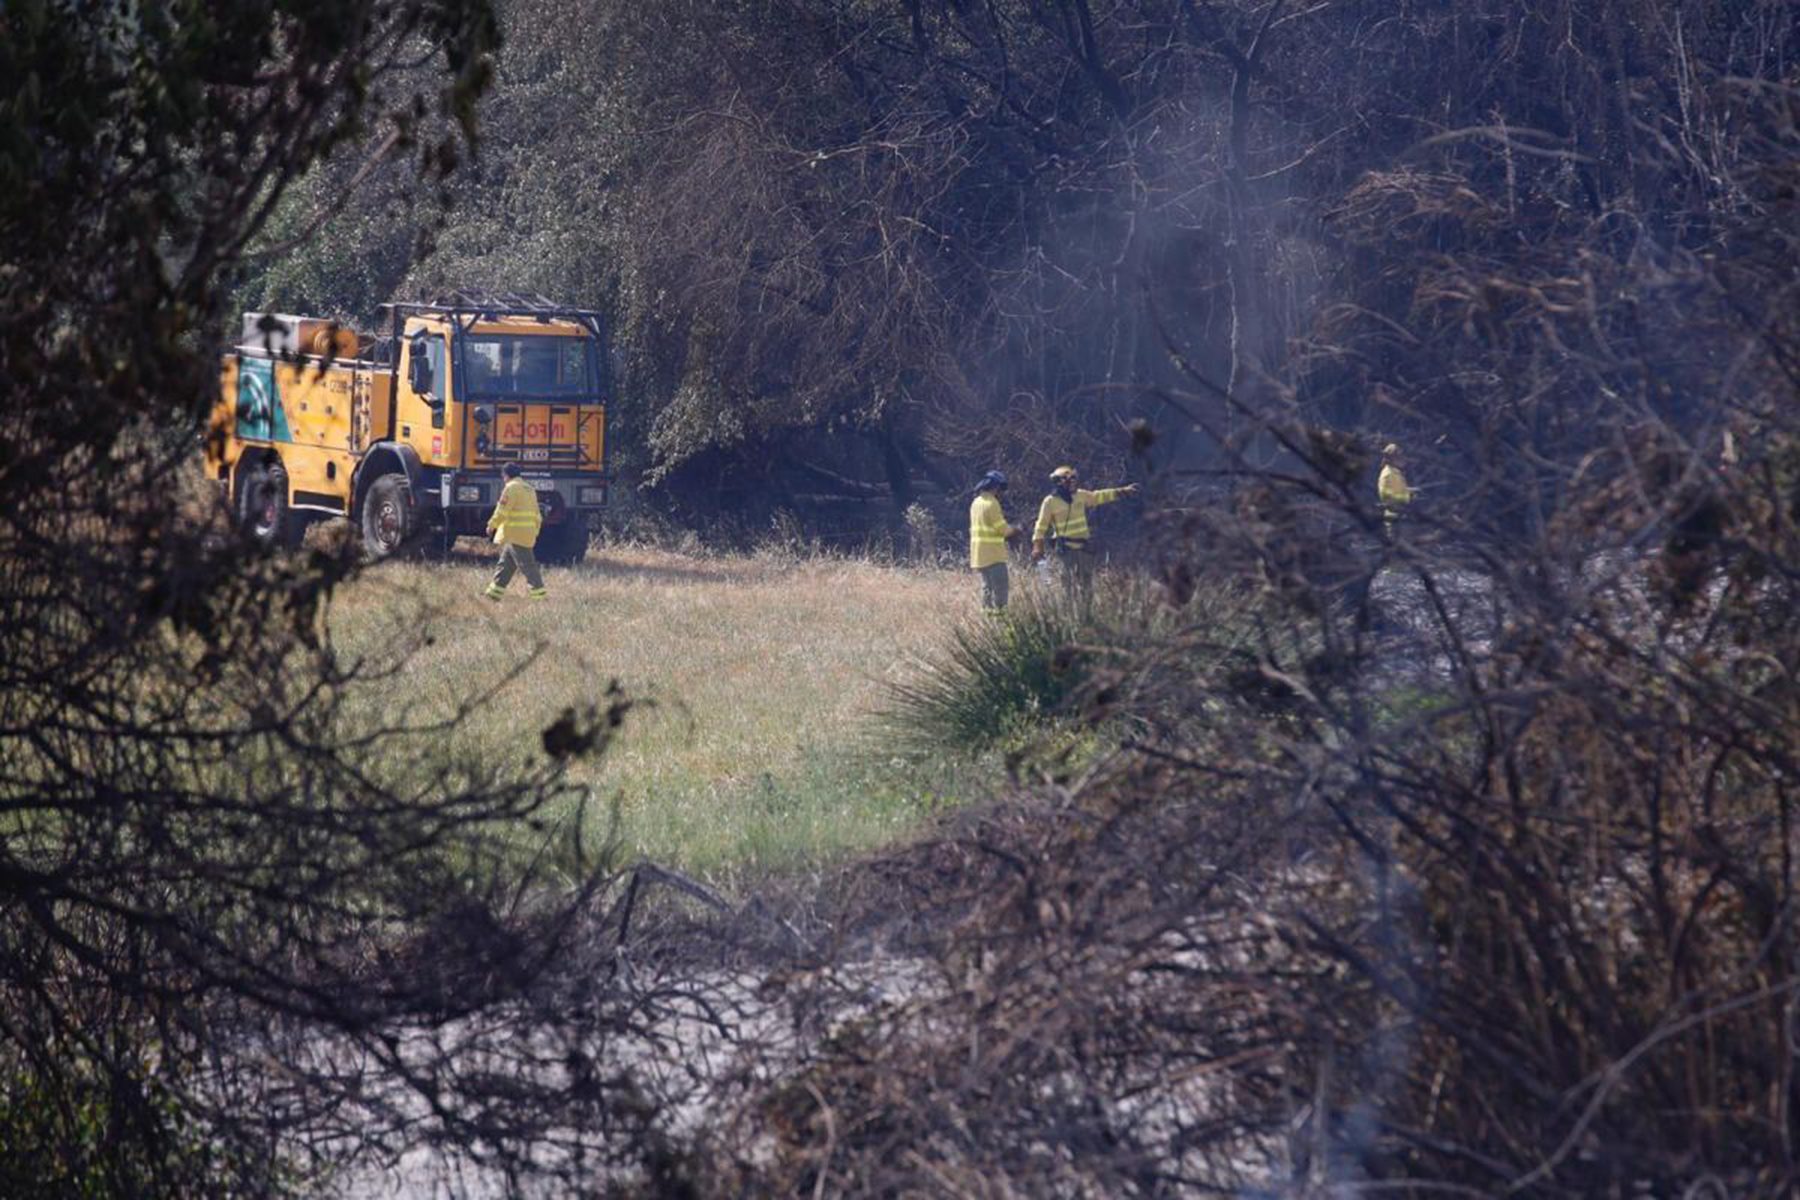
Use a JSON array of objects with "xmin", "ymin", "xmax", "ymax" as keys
[
  {"xmin": 1377, "ymin": 464, "xmax": 1412, "ymax": 509},
  {"xmin": 1033, "ymin": 487, "xmax": 1125, "ymax": 549},
  {"xmin": 487, "ymin": 478, "xmax": 543, "ymax": 548},
  {"xmin": 969, "ymin": 491, "xmax": 1016, "ymax": 569}
]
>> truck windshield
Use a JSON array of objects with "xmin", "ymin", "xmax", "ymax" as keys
[{"xmin": 459, "ymin": 335, "xmax": 593, "ymax": 397}]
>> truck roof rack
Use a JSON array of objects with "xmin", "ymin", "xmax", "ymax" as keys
[
  {"xmin": 377, "ymin": 294, "xmax": 604, "ymax": 339},
  {"xmin": 432, "ymin": 291, "xmax": 563, "ymax": 312}
]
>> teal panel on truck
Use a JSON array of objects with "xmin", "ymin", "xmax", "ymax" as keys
[{"xmin": 235, "ymin": 357, "xmax": 293, "ymax": 443}]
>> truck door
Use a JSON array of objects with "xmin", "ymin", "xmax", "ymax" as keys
[{"xmin": 397, "ymin": 328, "xmax": 455, "ymax": 467}]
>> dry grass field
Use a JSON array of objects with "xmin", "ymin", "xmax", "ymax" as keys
[{"xmin": 326, "ymin": 543, "xmax": 991, "ymax": 880}]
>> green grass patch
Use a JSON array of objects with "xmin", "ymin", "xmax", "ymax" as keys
[{"xmin": 322, "ymin": 547, "xmax": 992, "ymax": 879}]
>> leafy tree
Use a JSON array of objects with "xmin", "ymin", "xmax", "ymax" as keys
[{"xmin": 0, "ymin": 4, "xmax": 682, "ymax": 1195}]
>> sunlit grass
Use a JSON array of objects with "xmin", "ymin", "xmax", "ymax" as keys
[{"xmin": 325, "ymin": 544, "xmax": 993, "ymax": 881}]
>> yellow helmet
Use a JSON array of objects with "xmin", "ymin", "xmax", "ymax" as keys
[
  {"xmin": 1049, "ymin": 465, "xmax": 1078, "ymax": 481},
  {"xmin": 1382, "ymin": 442, "xmax": 1400, "ymax": 456}
]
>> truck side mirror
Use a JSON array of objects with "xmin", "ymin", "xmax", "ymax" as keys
[{"xmin": 408, "ymin": 339, "xmax": 434, "ymax": 396}]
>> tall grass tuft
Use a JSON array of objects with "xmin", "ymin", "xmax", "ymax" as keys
[{"xmin": 882, "ymin": 578, "xmax": 1171, "ymax": 756}]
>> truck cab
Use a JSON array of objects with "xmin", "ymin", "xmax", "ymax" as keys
[{"xmin": 382, "ymin": 300, "xmax": 609, "ymax": 560}]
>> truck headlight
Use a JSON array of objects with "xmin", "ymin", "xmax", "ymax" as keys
[
  {"xmin": 455, "ymin": 484, "xmax": 484, "ymax": 503},
  {"xmin": 578, "ymin": 486, "xmax": 606, "ymax": 506}
]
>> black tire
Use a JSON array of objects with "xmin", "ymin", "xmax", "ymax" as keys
[
  {"xmin": 534, "ymin": 518, "xmax": 589, "ymax": 566},
  {"xmin": 359, "ymin": 472, "xmax": 419, "ymax": 560},
  {"xmin": 236, "ymin": 459, "xmax": 292, "ymax": 548}
]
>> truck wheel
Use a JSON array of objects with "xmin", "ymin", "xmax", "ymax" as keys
[
  {"xmin": 237, "ymin": 460, "xmax": 291, "ymax": 548},
  {"xmin": 534, "ymin": 518, "xmax": 589, "ymax": 566},
  {"xmin": 360, "ymin": 472, "xmax": 418, "ymax": 560}
]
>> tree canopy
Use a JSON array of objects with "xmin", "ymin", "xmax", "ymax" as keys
[{"xmin": 246, "ymin": 0, "xmax": 1795, "ymax": 534}]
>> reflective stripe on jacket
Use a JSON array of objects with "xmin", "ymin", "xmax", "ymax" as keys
[
  {"xmin": 1377, "ymin": 465, "xmax": 1412, "ymax": 509},
  {"xmin": 487, "ymin": 478, "xmax": 543, "ymax": 548},
  {"xmin": 969, "ymin": 491, "xmax": 1015, "ymax": 569},
  {"xmin": 1033, "ymin": 487, "xmax": 1124, "ymax": 548}
]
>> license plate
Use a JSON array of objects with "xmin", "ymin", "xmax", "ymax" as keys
[{"xmin": 528, "ymin": 478, "xmax": 557, "ymax": 492}]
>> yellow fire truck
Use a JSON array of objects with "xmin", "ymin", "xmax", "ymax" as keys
[{"xmin": 206, "ymin": 294, "xmax": 608, "ymax": 563}]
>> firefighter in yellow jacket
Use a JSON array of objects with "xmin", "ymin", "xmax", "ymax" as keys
[
  {"xmin": 969, "ymin": 470, "xmax": 1022, "ymax": 612},
  {"xmin": 484, "ymin": 462, "xmax": 548, "ymax": 601},
  {"xmin": 1377, "ymin": 442, "xmax": 1412, "ymax": 537},
  {"xmin": 1030, "ymin": 466, "xmax": 1138, "ymax": 597}
]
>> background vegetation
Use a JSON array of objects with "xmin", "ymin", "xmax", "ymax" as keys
[
  {"xmin": 5, "ymin": 0, "xmax": 1798, "ymax": 1195},
  {"xmin": 246, "ymin": 0, "xmax": 1793, "ymax": 547}
]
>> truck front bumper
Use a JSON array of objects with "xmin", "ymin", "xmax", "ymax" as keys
[{"xmin": 433, "ymin": 472, "xmax": 606, "ymax": 533}]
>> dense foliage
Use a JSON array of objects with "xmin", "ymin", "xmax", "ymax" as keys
[
  {"xmin": 693, "ymin": 5, "xmax": 1800, "ymax": 1190},
  {"xmin": 8, "ymin": 0, "xmax": 1798, "ymax": 1194},
  {"xmin": 247, "ymin": 0, "xmax": 1794, "ymax": 538}
]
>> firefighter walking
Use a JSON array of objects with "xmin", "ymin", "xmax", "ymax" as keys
[
  {"xmin": 484, "ymin": 462, "xmax": 548, "ymax": 601},
  {"xmin": 1377, "ymin": 442, "xmax": 1412, "ymax": 538},
  {"xmin": 1030, "ymin": 466, "xmax": 1138, "ymax": 599},
  {"xmin": 969, "ymin": 470, "xmax": 1022, "ymax": 613}
]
